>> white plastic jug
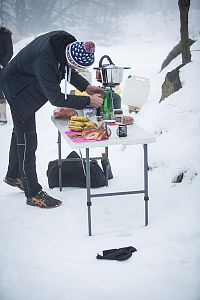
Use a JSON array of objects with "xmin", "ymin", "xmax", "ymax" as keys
[{"xmin": 122, "ymin": 75, "xmax": 150, "ymax": 109}]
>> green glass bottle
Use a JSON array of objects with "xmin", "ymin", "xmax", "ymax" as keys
[{"xmin": 103, "ymin": 87, "xmax": 114, "ymax": 120}]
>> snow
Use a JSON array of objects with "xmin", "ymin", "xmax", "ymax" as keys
[{"xmin": 1, "ymin": 10, "xmax": 200, "ymax": 300}]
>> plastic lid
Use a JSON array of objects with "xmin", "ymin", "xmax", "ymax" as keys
[{"xmin": 114, "ymin": 109, "xmax": 123, "ymax": 115}]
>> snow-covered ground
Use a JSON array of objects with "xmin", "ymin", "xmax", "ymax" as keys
[{"xmin": 0, "ymin": 9, "xmax": 200, "ymax": 300}]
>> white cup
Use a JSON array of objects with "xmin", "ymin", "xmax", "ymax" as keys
[{"xmin": 106, "ymin": 124, "xmax": 118, "ymax": 139}]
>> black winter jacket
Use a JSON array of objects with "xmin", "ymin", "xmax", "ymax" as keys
[
  {"xmin": 1, "ymin": 31, "xmax": 91, "ymax": 122},
  {"xmin": 0, "ymin": 27, "xmax": 13, "ymax": 67}
]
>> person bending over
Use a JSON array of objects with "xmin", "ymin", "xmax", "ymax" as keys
[{"xmin": 1, "ymin": 30, "xmax": 103, "ymax": 208}]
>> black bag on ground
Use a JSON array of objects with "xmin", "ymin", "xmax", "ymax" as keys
[{"xmin": 47, "ymin": 151, "xmax": 113, "ymax": 189}]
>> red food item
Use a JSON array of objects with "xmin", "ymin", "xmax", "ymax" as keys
[
  {"xmin": 82, "ymin": 127, "xmax": 109, "ymax": 141},
  {"xmin": 53, "ymin": 108, "xmax": 78, "ymax": 119},
  {"xmin": 123, "ymin": 116, "xmax": 134, "ymax": 125}
]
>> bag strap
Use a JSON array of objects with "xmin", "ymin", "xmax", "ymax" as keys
[{"xmin": 79, "ymin": 149, "xmax": 86, "ymax": 176}]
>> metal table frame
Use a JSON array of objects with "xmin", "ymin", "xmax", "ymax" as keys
[{"xmin": 52, "ymin": 117, "xmax": 155, "ymax": 236}]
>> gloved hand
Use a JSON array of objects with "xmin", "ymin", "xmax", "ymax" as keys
[
  {"xmin": 96, "ymin": 246, "xmax": 137, "ymax": 261},
  {"xmin": 86, "ymin": 84, "xmax": 103, "ymax": 96}
]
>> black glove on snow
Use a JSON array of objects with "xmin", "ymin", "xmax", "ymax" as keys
[{"xmin": 96, "ymin": 246, "xmax": 137, "ymax": 261}]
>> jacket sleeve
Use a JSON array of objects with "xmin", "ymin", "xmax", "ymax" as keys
[
  {"xmin": 1, "ymin": 33, "xmax": 13, "ymax": 67},
  {"xmin": 70, "ymin": 69, "xmax": 90, "ymax": 92},
  {"xmin": 33, "ymin": 56, "xmax": 90, "ymax": 109}
]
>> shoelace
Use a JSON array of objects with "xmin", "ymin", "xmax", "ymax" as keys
[
  {"xmin": 39, "ymin": 190, "xmax": 48, "ymax": 197},
  {"xmin": 39, "ymin": 191, "xmax": 54, "ymax": 200}
]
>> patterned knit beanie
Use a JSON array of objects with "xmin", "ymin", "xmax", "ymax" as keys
[{"xmin": 66, "ymin": 41, "xmax": 95, "ymax": 69}]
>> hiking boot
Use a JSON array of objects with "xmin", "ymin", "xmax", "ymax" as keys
[
  {"xmin": 4, "ymin": 177, "xmax": 24, "ymax": 191},
  {"xmin": 26, "ymin": 190, "xmax": 62, "ymax": 208}
]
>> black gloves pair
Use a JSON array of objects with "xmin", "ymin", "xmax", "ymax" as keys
[{"xmin": 96, "ymin": 246, "xmax": 137, "ymax": 261}]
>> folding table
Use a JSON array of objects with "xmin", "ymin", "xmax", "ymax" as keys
[{"xmin": 51, "ymin": 116, "xmax": 156, "ymax": 235}]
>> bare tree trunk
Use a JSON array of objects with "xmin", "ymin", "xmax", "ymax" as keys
[
  {"xmin": 15, "ymin": 0, "xmax": 27, "ymax": 35},
  {"xmin": 178, "ymin": 0, "xmax": 191, "ymax": 64}
]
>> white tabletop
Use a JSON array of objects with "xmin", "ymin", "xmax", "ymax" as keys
[{"xmin": 51, "ymin": 116, "xmax": 156, "ymax": 149}]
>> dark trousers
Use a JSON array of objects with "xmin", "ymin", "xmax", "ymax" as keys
[{"xmin": 6, "ymin": 109, "xmax": 42, "ymax": 197}]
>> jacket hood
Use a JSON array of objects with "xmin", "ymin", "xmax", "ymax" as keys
[
  {"xmin": 50, "ymin": 32, "xmax": 76, "ymax": 67},
  {"xmin": 0, "ymin": 27, "xmax": 12, "ymax": 34}
]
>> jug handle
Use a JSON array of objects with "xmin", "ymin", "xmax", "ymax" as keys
[{"xmin": 99, "ymin": 55, "xmax": 114, "ymax": 67}]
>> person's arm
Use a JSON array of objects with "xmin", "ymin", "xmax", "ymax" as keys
[
  {"xmin": 70, "ymin": 69, "xmax": 90, "ymax": 92},
  {"xmin": 1, "ymin": 32, "xmax": 13, "ymax": 67},
  {"xmin": 33, "ymin": 56, "xmax": 90, "ymax": 109},
  {"xmin": 69, "ymin": 69, "xmax": 103, "ymax": 107},
  {"xmin": 70, "ymin": 69, "xmax": 103, "ymax": 95}
]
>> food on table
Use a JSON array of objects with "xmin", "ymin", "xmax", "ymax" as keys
[
  {"xmin": 69, "ymin": 116, "xmax": 97, "ymax": 131},
  {"xmin": 84, "ymin": 121, "xmax": 96, "ymax": 127},
  {"xmin": 70, "ymin": 121, "xmax": 85, "ymax": 127},
  {"xmin": 68, "ymin": 126, "xmax": 84, "ymax": 132},
  {"xmin": 81, "ymin": 127, "xmax": 109, "ymax": 141},
  {"xmin": 69, "ymin": 133, "xmax": 82, "ymax": 138},
  {"xmin": 68, "ymin": 117, "xmax": 110, "ymax": 140},
  {"xmin": 53, "ymin": 107, "xmax": 78, "ymax": 119},
  {"xmin": 122, "ymin": 116, "xmax": 134, "ymax": 125},
  {"xmin": 70, "ymin": 115, "xmax": 89, "ymax": 122}
]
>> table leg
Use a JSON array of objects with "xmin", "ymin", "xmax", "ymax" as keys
[
  {"xmin": 143, "ymin": 144, "xmax": 149, "ymax": 226},
  {"xmin": 86, "ymin": 148, "xmax": 92, "ymax": 236},
  {"xmin": 57, "ymin": 131, "xmax": 62, "ymax": 192},
  {"xmin": 105, "ymin": 146, "xmax": 109, "ymax": 186}
]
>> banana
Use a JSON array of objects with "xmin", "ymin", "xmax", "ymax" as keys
[
  {"xmin": 69, "ymin": 116, "xmax": 97, "ymax": 132},
  {"xmin": 69, "ymin": 121, "xmax": 85, "ymax": 127},
  {"xmin": 69, "ymin": 126, "xmax": 84, "ymax": 132},
  {"xmin": 70, "ymin": 116, "xmax": 89, "ymax": 122},
  {"xmin": 84, "ymin": 121, "xmax": 97, "ymax": 127}
]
